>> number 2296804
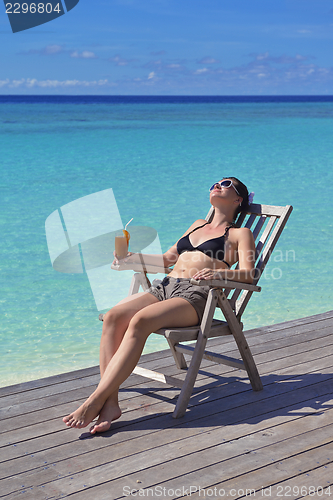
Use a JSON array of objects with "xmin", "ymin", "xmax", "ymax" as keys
[{"xmin": 6, "ymin": 3, "xmax": 61, "ymax": 14}]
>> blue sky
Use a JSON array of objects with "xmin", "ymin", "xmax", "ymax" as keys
[{"xmin": 1, "ymin": 0, "xmax": 333, "ymax": 94}]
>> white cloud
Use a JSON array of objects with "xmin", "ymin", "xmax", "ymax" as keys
[
  {"xmin": 250, "ymin": 52, "xmax": 312, "ymax": 64},
  {"xmin": 21, "ymin": 45, "xmax": 98, "ymax": 60},
  {"xmin": 197, "ymin": 57, "xmax": 220, "ymax": 64},
  {"xmin": 194, "ymin": 68, "xmax": 208, "ymax": 74},
  {"xmin": 0, "ymin": 79, "xmax": 10, "ymax": 88},
  {"xmin": 255, "ymin": 52, "xmax": 269, "ymax": 61},
  {"xmin": 44, "ymin": 45, "xmax": 63, "ymax": 55},
  {"xmin": 0, "ymin": 78, "xmax": 110, "ymax": 88},
  {"xmin": 71, "ymin": 51, "xmax": 97, "ymax": 59},
  {"xmin": 109, "ymin": 55, "xmax": 135, "ymax": 66},
  {"xmin": 22, "ymin": 45, "xmax": 65, "ymax": 56},
  {"xmin": 2, "ymin": 52, "xmax": 333, "ymax": 94},
  {"xmin": 11, "ymin": 79, "xmax": 26, "ymax": 87}
]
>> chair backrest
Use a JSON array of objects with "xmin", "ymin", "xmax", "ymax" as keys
[{"xmin": 205, "ymin": 203, "xmax": 293, "ymax": 319}]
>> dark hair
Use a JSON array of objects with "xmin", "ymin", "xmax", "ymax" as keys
[{"xmin": 222, "ymin": 176, "xmax": 249, "ymax": 221}]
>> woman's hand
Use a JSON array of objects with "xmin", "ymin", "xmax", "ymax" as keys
[
  {"xmin": 192, "ymin": 268, "xmax": 223, "ymax": 281},
  {"xmin": 112, "ymin": 251, "xmax": 134, "ymax": 266}
]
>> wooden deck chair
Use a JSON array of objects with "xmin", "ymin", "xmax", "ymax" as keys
[{"xmin": 100, "ymin": 203, "xmax": 293, "ymax": 418}]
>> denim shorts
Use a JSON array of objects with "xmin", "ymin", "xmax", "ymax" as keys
[{"xmin": 147, "ymin": 276, "xmax": 210, "ymax": 323}]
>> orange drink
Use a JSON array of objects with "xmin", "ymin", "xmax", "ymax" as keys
[
  {"xmin": 115, "ymin": 235, "xmax": 128, "ymax": 260},
  {"xmin": 115, "ymin": 227, "xmax": 131, "ymax": 260}
]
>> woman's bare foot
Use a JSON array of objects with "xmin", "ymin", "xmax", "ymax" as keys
[
  {"xmin": 63, "ymin": 397, "xmax": 104, "ymax": 429},
  {"xmin": 89, "ymin": 398, "xmax": 122, "ymax": 434}
]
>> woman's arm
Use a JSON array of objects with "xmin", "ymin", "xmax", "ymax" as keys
[
  {"xmin": 193, "ymin": 228, "xmax": 256, "ymax": 284},
  {"xmin": 114, "ymin": 250, "xmax": 176, "ymax": 268},
  {"xmin": 113, "ymin": 219, "xmax": 207, "ymax": 268}
]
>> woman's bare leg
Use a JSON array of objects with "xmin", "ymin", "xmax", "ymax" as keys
[
  {"xmin": 63, "ymin": 297, "xmax": 199, "ymax": 429},
  {"xmin": 89, "ymin": 292, "xmax": 159, "ymax": 433},
  {"xmin": 100, "ymin": 292, "xmax": 158, "ymax": 375}
]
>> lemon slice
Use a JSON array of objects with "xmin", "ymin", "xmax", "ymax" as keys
[{"xmin": 123, "ymin": 229, "xmax": 130, "ymax": 244}]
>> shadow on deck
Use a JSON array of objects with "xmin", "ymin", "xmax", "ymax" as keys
[{"xmin": 1, "ymin": 310, "xmax": 333, "ymax": 499}]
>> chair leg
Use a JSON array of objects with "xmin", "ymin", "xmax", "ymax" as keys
[
  {"xmin": 166, "ymin": 338, "xmax": 187, "ymax": 370},
  {"xmin": 218, "ymin": 291, "xmax": 263, "ymax": 392},
  {"xmin": 172, "ymin": 289, "xmax": 219, "ymax": 418},
  {"xmin": 129, "ymin": 273, "xmax": 143, "ymax": 295},
  {"xmin": 129, "ymin": 272, "xmax": 151, "ymax": 295}
]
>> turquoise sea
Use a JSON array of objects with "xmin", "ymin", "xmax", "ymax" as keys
[{"xmin": 1, "ymin": 95, "xmax": 332, "ymax": 387}]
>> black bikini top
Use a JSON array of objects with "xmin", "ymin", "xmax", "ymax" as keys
[{"xmin": 176, "ymin": 222, "xmax": 232, "ymax": 267}]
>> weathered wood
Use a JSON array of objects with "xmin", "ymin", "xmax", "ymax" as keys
[
  {"xmin": 2, "ymin": 314, "xmax": 332, "ymax": 425},
  {"xmin": 158, "ymin": 319, "xmax": 231, "ymax": 342},
  {"xmin": 175, "ymin": 344, "xmax": 246, "ymax": 369},
  {"xmin": 3, "ymin": 374, "xmax": 333, "ymax": 493},
  {"xmin": 12, "ymin": 406, "xmax": 332, "ymax": 500},
  {"xmin": 190, "ymin": 278, "xmax": 261, "ymax": 292},
  {"xmin": 171, "ymin": 289, "xmax": 219, "ymax": 418},
  {"xmin": 166, "ymin": 337, "xmax": 188, "ymax": 369},
  {"xmin": 111, "ymin": 262, "xmax": 172, "ymax": 274},
  {"xmin": 2, "ymin": 321, "xmax": 333, "ymax": 426},
  {"xmin": 245, "ymin": 203, "xmax": 289, "ymax": 217},
  {"xmin": 218, "ymin": 291, "xmax": 263, "ymax": 391},
  {"xmin": 1, "ymin": 311, "xmax": 332, "ymax": 500},
  {"xmin": 133, "ymin": 366, "xmax": 184, "ymax": 388}
]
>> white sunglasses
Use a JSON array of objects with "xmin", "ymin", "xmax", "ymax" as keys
[{"xmin": 209, "ymin": 180, "xmax": 240, "ymax": 196}]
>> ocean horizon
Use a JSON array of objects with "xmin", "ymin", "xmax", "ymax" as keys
[{"xmin": 1, "ymin": 95, "xmax": 332, "ymax": 387}]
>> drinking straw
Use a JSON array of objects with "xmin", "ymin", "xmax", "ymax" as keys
[{"xmin": 125, "ymin": 218, "xmax": 133, "ymax": 231}]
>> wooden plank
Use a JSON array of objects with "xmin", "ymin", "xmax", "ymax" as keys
[
  {"xmin": 0, "ymin": 310, "xmax": 333, "ymax": 500},
  {"xmin": 2, "ymin": 402, "xmax": 332, "ymax": 500},
  {"xmin": 1, "ymin": 314, "xmax": 332, "ymax": 419},
  {"xmin": 4, "ymin": 392, "xmax": 331, "ymax": 489},
  {"xmin": 124, "ymin": 426, "xmax": 332, "ymax": 500},
  {"xmin": 2, "ymin": 355, "xmax": 333, "ymax": 470},
  {"xmin": 188, "ymin": 452, "xmax": 333, "ymax": 499},
  {"xmin": 218, "ymin": 291, "xmax": 263, "ymax": 391},
  {"xmin": 19, "ymin": 408, "xmax": 332, "ymax": 500},
  {"xmin": 2, "ymin": 308, "xmax": 329, "ymax": 400},
  {"xmin": 1, "ymin": 329, "xmax": 333, "ymax": 441},
  {"xmin": 111, "ymin": 262, "xmax": 172, "ymax": 274},
  {"xmin": 190, "ymin": 278, "xmax": 261, "ymax": 292},
  {"xmin": 175, "ymin": 344, "xmax": 245, "ymax": 370},
  {"xmin": 247, "ymin": 203, "xmax": 290, "ymax": 217},
  {"xmin": 1, "ymin": 329, "xmax": 333, "ymax": 438},
  {"xmin": 0, "ymin": 366, "xmax": 100, "ymax": 397},
  {"xmin": 132, "ymin": 366, "xmax": 184, "ymax": 388},
  {"xmin": 2, "ymin": 350, "xmax": 333, "ymax": 467},
  {"xmin": 5, "ymin": 396, "xmax": 332, "ymax": 498},
  {"xmin": 172, "ymin": 289, "xmax": 218, "ymax": 418},
  {"xmin": 3, "ymin": 372, "xmax": 333, "ymax": 495},
  {"xmin": 4, "ymin": 334, "xmax": 331, "ymax": 456},
  {"xmin": 254, "ymin": 463, "xmax": 333, "ymax": 500},
  {"xmin": 3, "ymin": 400, "xmax": 332, "ymax": 500},
  {"xmin": 251, "ymin": 214, "xmax": 267, "ymax": 240}
]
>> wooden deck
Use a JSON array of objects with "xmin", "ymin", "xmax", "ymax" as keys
[{"xmin": 1, "ymin": 310, "xmax": 333, "ymax": 500}]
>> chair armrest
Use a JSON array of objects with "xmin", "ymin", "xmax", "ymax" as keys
[
  {"xmin": 111, "ymin": 263, "xmax": 173, "ymax": 274},
  {"xmin": 190, "ymin": 278, "xmax": 261, "ymax": 292}
]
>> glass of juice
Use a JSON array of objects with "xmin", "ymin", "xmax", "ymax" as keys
[
  {"xmin": 115, "ymin": 218, "xmax": 132, "ymax": 260},
  {"xmin": 115, "ymin": 233, "xmax": 129, "ymax": 260}
]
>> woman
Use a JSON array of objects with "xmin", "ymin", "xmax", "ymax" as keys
[{"xmin": 63, "ymin": 177, "xmax": 255, "ymax": 433}]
